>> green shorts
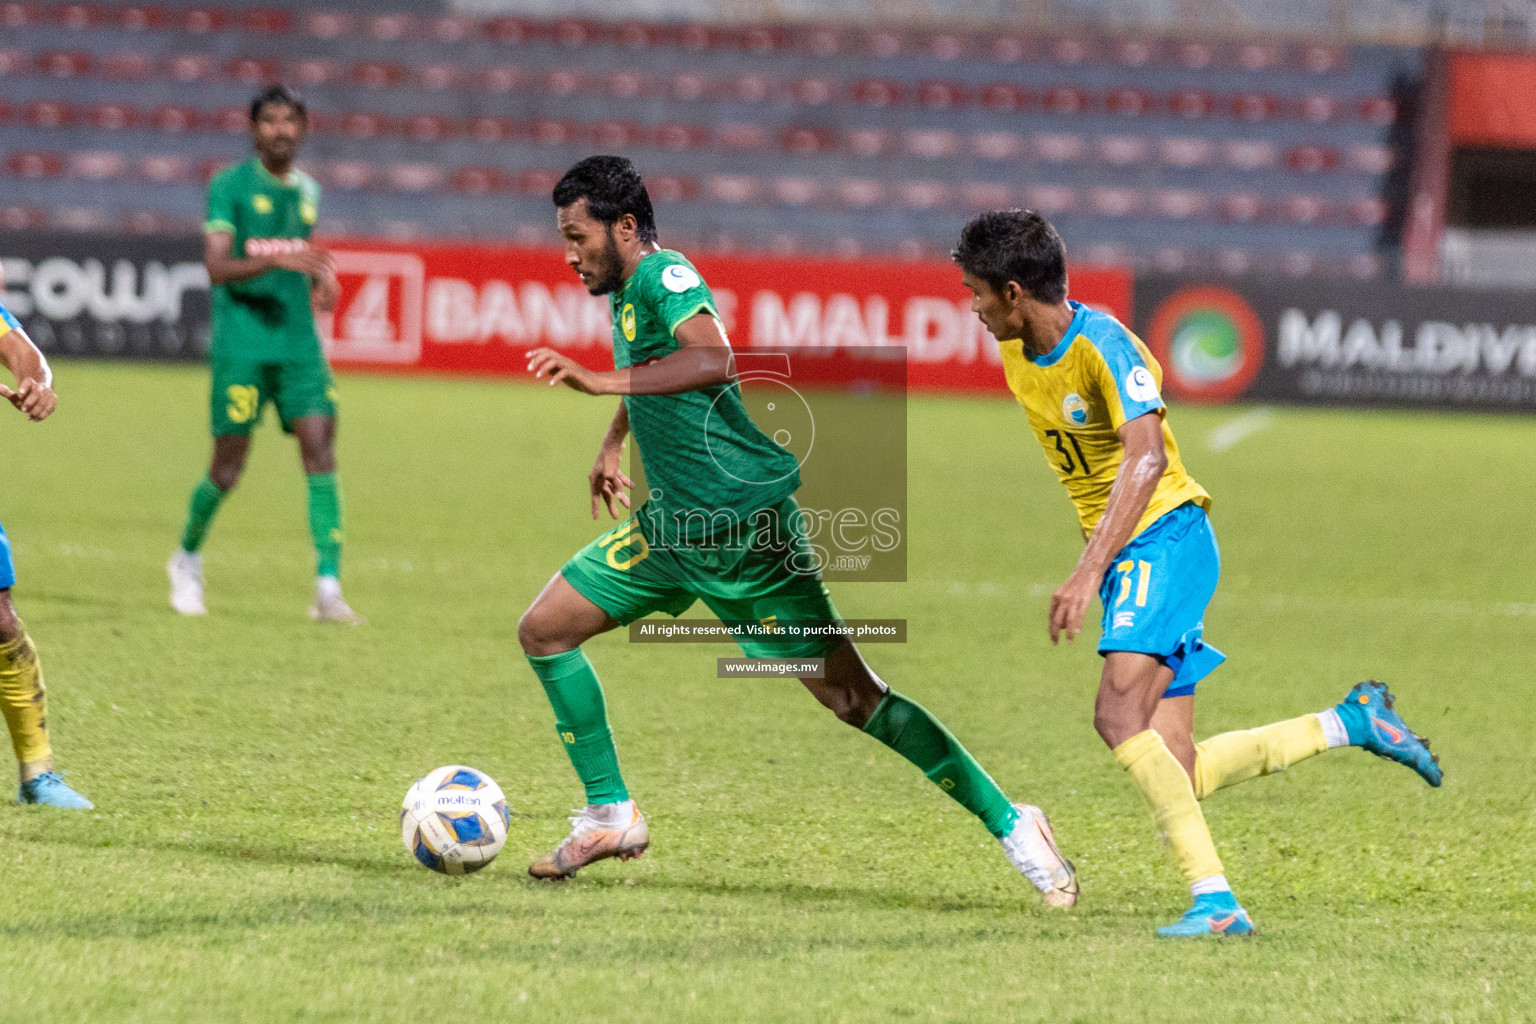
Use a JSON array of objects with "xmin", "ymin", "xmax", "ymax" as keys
[
  {"xmin": 561, "ymin": 497, "xmax": 843, "ymax": 659},
  {"xmin": 211, "ymin": 359, "xmax": 338, "ymax": 436}
]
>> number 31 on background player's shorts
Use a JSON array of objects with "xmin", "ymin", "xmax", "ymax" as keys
[
  {"xmin": 210, "ymin": 359, "xmax": 338, "ymax": 436},
  {"xmin": 1097, "ymin": 500, "xmax": 1226, "ymax": 698}
]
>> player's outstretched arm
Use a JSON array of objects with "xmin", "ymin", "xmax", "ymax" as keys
[
  {"xmin": 590, "ymin": 401, "xmax": 634, "ymax": 520},
  {"xmin": 527, "ymin": 313, "xmax": 735, "ymax": 397},
  {"xmin": 1049, "ymin": 413, "xmax": 1166, "ymax": 644},
  {"xmin": 0, "ymin": 316, "xmax": 57, "ymax": 421},
  {"xmin": 204, "ymin": 231, "xmax": 332, "ymax": 285}
]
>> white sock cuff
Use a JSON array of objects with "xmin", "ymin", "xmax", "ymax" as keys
[
  {"xmin": 1316, "ymin": 708, "xmax": 1350, "ymax": 748},
  {"xmin": 1191, "ymin": 874, "xmax": 1231, "ymax": 897}
]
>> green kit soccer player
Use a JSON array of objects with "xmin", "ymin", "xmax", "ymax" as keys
[
  {"xmin": 516, "ymin": 156, "xmax": 1077, "ymax": 905},
  {"xmin": 167, "ymin": 85, "xmax": 362, "ymax": 623}
]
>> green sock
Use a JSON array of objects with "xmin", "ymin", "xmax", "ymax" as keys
[
  {"xmin": 180, "ymin": 476, "xmax": 227, "ymax": 553},
  {"xmin": 527, "ymin": 648, "xmax": 629, "ymax": 804},
  {"xmin": 306, "ymin": 472, "xmax": 343, "ymax": 578},
  {"xmin": 862, "ymin": 690, "xmax": 1019, "ymax": 837}
]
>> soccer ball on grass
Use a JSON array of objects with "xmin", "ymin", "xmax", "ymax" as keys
[{"xmin": 400, "ymin": 765, "xmax": 509, "ymax": 875}]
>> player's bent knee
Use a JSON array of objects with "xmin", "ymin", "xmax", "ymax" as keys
[{"xmin": 517, "ymin": 606, "xmax": 577, "ymax": 658}]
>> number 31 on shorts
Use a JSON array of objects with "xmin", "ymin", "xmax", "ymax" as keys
[{"xmin": 1114, "ymin": 559, "xmax": 1151, "ymax": 608}]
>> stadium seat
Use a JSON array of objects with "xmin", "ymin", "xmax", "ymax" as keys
[
  {"xmin": 1232, "ymin": 92, "xmax": 1281, "ymax": 122},
  {"xmin": 903, "ymin": 130, "xmax": 959, "ymax": 158},
  {"xmin": 226, "ymin": 57, "xmax": 279, "ymax": 86},
  {"xmin": 1348, "ymin": 196, "xmax": 1389, "ymax": 226},
  {"xmin": 707, "ymin": 174, "xmax": 758, "ymax": 204},
  {"xmin": 1106, "ymin": 88, "xmax": 1156, "ymax": 117},
  {"xmin": 530, "ymin": 119, "xmax": 575, "ymax": 146},
  {"xmin": 465, "ymin": 116, "xmax": 516, "ymax": 143},
  {"xmin": 485, "ymin": 16, "xmax": 533, "ymax": 45},
  {"xmin": 1237, "ymin": 42, "xmax": 1283, "ymax": 70},
  {"xmin": 656, "ymin": 123, "xmax": 709, "ymax": 151},
  {"xmin": 670, "ymin": 73, "xmax": 708, "ymax": 102},
  {"xmin": 725, "ymin": 75, "xmax": 772, "ymax": 104},
  {"xmin": 1281, "ymin": 194, "xmax": 1329, "ymax": 224},
  {"xmin": 591, "ymin": 120, "xmax": 642, "ymax": 149},
  {"xmin": 1220, "ymin": 193, "xmax": 1266, "ymax": 222},
  {"xmin": 1347, "ymin": 143, "xmax": 1394, "ymax": 174},
  {"xmin": 1286, "ymin": 145, "xmax": 1340, "ymax": 173},
  {"xmin": 1090, "ymin": 187, "xmax": 1143, "ymax": 217},
  {"xmin": 989, "ymin": 37, "xmax": 1026, "ymax": 62},
  {"xmin": 979, "ymin": 83, "xmax": 1028, "ymax": 113},
  {"xmin": 915, "ymin": 80, "xmax": 965, "ymax": 110},
  {"xmin": 616, "ymin": 21, "xmax": 658, "ymax": 49},
  {"xmin": 864, "ymin": 30, "xmax": 904, "ymax": 59},
  {"xmin": 1358, "ymin": 96, "xmax": 1397, "ymax": 125},
  {"xmin": 241, "ymin": 9, "xmax": 292, "ymax": 35},
  {"xmin": 543, "ymin": 69, "xmax": 583, "ymax": 97},
  {"xmin": 1051, "ymin": 38, "xmax": 1092, "ymax": 64},
  {"xmin": 1224, "ymin": 140, "xmax": 1277, "ymax": 170},
  {"xmin": 1043, "ymin": 87, "xmax": 1091, "ymax": 115},
  {"xmin": 963, "ymin": 181, "xmax": 1012, "ymax": 208},
  {"xmin": 852, "ymin": 78, "xmax": 901, "ymax": 107},
  {"xmin": 514, "ymin": 168, "xmax": 561, "ymax": 195},
  {"xmin": 1154, "ymin": 188, "xmax": 1209, "ymax": 218},
  {"xmin": 801, "ymin": 26, "xmax": 842, "ymax": 57},
  {"xmin": 52, "ymin": 206, "xmax": 114, "ymax": 232},
  {"xmin": 25, "ymin": 100, "xmax": 75, "ymax": 128},
  {"xmin": 1097, "ymin": 136, "xmax": 1151, "ymax": 166},
  {"xmin": 448, "ymin": 166, "xmax": 505, "ymax": 195},
  {"xmin": 291, "ymin": 58, "xmax": 340, "ymax": 86},
  {"xmin": 928, "ymin": 33, "xmax": 966, "ymax": 60},
  {"xmin": 140, "ymin": 154, "xmax": 194, "ymax": 184},
  {"xmin": 7, "ymin": 151, "xmax": 66, "ymax": 178},
  {"xmin": 67, "ymin": 149, "xmax": 125, "ymax": 181},
  {"xmin": 716, "ymin": 123, "xmax": 769, "ymax": 151},
  {"xmin": 1176, "ymin": 40, "xmax": 1215, "ymax": 69},
  {"xmin": 149, "ymin": 105, "xmax": 198, "ymax": 134},
  {"xmin": 101, "ymin": 52, "xmax": 154, "ymax": 79},
  {"xmin": 386, "ymin": 163, "xmax": 445, "ymax": 193},
  {"xmin": 1159, "ymin": 137, "xmax": 1215, "ymax": 168},
  {"xmin": 402, "ymin": 114, "xmax": 454, "ymax": 142},
  {"xmin": 478, "ymin": 67, "xmax": 522, "ymax": 93},
  {"xmin": 1034, "ymin": 132, "xmax": 1087, "ymax": 163},
  {"xmin": 844, "ymin": 128, "xmax": 888, "ymax": 157},
  {"xmin": 897, "ymin": 180, "xmax": 949, "ymax": 210},
  {"xmin": 339, "ymin": 112, "xmax": 392, "ymax": 140},
  {"xmin": 740, "ymin": 25, "xmax": 784, "ymax": 56},
  {"xmin": 1298, "ymin": 93, "xmax": 1340, "ymax": 122},
  {"xmin": 304, "ymin": 12, "xmax": 352, "ymax": 39},
  {"xmin": 0, "ymin": 205, "xmax": 48, "ymax": 230},
  {"xmin": 792, "ymin": 78, "xmax": 836, "ymax": 106},
  {"xmin": 1167, "ymin": 90, "xmax": 1215, "ymax": 119},
  {"xmin": 37, "ymin": 50, "xmax": 91, "ymax": 77},
  {"xmin": 1300, "ymin": 43, "xmax": 1347, "ymax": 73},
  {"xmin": 324, "ymin": 161, "xmax": 376, "ymax": 191},
  {"xmin": 350, "ymin": 61, "xmax": 406, "ymax": 89},
  {"xmin": 772, "ymin": 177, "xmax": 821, "ymax": 206},
  {"xmin": 86, "ymin": 102, "xmax": 136, "ymax": 131},
  {"xmin": 645, "ymin": 175, "xmax": 698, "ymax": 202},
  {"xmin": 167, "ymin": 53, "xmax": 216, "ymax": 82},
  {"xmin": 838, "ymin": 178, "xmax": 884, "ymax": 208},
  {"xmin": 971, "ymin": 131, "xmax": 1025, "ymax": 160},
  {"xmin": 1114, "ymin": 39, "xmax": 1157, "ymax": 67},
  {"xmin": 368, "ymin": 13, "xmax": 413, "ymax": 42}
]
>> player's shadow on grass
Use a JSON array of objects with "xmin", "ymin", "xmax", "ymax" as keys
[{"xmin": 584, "ymin": 873, "xmax": 1040, "ymax": 916}]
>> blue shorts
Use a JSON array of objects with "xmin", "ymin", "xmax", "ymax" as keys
[
  {"xmin": 0, "ymin": 520, "xmax": 14, "ymax": 589},
  {"xmin": 1097, "ymin": 502, "xmax": 1225, "ymax": 699}
]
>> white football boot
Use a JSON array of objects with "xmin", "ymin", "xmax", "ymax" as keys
[
  {"xmin": 1000, "ymin": 803, "xmax": 1079, "ymax": 908},
  {"xmin": 309, "ymin": 575, "xmax": 366, "ymax": 624},
  {"xmin": 529, "ymin": 801, "xmax": 649, "ymax": 880},
  {"xmin": 167, "ymin": 550, "xmax": 207, "ymax": 616}
]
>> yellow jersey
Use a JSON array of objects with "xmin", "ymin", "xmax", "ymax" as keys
[{"xmin": 1000, "ymin": 301, "xmax": 1210, "ymax": 540}]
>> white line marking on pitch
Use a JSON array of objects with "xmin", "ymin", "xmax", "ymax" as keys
[{"xmin": 1207, "ymin": 408, "xmax": 1276, "ymax": 452}]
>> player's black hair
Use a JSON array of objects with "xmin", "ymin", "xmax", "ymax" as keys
[
  {"xmin": 249, "ymin": 84, "xmax": 307, "ymax": 124},
  {"xmin": 951, "ymin": 209, "xmax": 1068, "ymax": 304},
  {"xmin": 552, "ymin": 155, "xmax": 659, "ymax": 243}
]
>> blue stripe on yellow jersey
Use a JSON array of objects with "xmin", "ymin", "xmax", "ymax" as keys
[
  {"xmin": 0, "ymin": 302, "xmax": 19, "ymax": 340},
  {"xmin": 999, "ymin": 301, "xmax": 1210, "ymax": 540}
]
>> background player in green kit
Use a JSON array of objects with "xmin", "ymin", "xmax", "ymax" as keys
[
  {"xmin": 167, "ymin": 85, "xmax": 363, "ymax": 624},
  {"xmin": 516, "ymin": 156, "xmax": 1077, "ymax": 905}
]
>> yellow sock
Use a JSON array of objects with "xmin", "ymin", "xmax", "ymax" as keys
[
  {"xmin": 0, "ymin": 630, "xmax": 52, "ymax": 781},
  {"xmin": 1193, "ymin": 715, "xmax": 1328, "ymax": 800},
  {"xmin": 1113, "ymin": 729, "xmax": 1224, "ymax": 884}
]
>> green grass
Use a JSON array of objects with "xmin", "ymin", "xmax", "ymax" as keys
[{"xmin": 0, "ymin": 361, "xmax": 1531, "ymax": 1023}]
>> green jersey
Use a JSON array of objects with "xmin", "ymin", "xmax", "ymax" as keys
[
  {"xmin": 613, "ymin": 250, "xmax": 801, "ymax": 546},
  {"xmin": 204, "ymin": 157, "xmax": 323, "ymax": 363}
]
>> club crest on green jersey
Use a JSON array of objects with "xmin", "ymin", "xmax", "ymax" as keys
[{"xmin": 620, "ymin": 303, "xmax": 637, "ymax": 341}]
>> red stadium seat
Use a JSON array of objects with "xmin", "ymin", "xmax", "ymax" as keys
[
  {"xmin": 211, "ymin": 107, "xmax": 245, "ymax": 133},
  {"xmin": 1345, "ymin": 253, "xmax": 1382, "ymax": 279},
  {"xmin": 514, "ymin": 169, "xmax": 562, "ymax": 195},
  {"xmin": 1358, "ymin": 97, "xmax": 1397, "ymax": 125},
  {"xmin": 1154, "ymin": 188, "xmax": 1209, "ymax": 219},
  {"xmin": 963, "ymin": 181, "xmax": 1013, "ymax": 208},
  {"xmin": 1033, "ymin": 132, "xmax": 1086, "ymax": 163},
  {"xmin": 1286, "ymin": 145, "xmax": 1340, "ymax": 174},
  {"xmin": 140, "ymin": 153, "xmax": 194, "ymax": 184},
  {"xmin": 0, "ymin": 48, "xmax": 26, "ymax": 75},
  {"xmin": 324, "ymin": 161, "xmax": 376, "ymax": 191},
  {"xmin": 971, "ymin": 131, "xmax": 1025, "ymax": 160},
  {"xmin": 1223, "ymin": 140, "xmax": 1277, "ymax": 170},
  {"xmin": 1158, "ymin": 136, "xmax": 1215, "ymax": 168},
  {"xmin": 979, "ymin": 83, "xmax": 1029, "ymax": 113},
  {"xmin": 1237, "ymin": 42, "xmax": 1283, "ymax": 70},
  {"xmin": 800, "ymin": 26, "xmax": 842, "ymax": 57},
  {"xmin": 1215, "ymin": 249, "xmax": 1255, "ymax": 275},
  {"xmin": 1097, "ymin": 136, "xmax": 1151, "ymax": 166},
  {"xmin": 927, "ymin": 33, "xmax": 967, "ymax": 60},
  {"xmin": 1299, "ymin": 43, "xmax": 1347, "ymax": 73},
  {"xmin": 903, "ymin": 129, "xmax": 959, "ymax": 158},
  {"xmin": 1280, "ymin": 251, "xmax": 1319, "ymax": 276},
  {"xmin": 1176, "ymin": 41, "xmax": 1215, "ymax": 70},
  {"xmin": 304, "ymin": 12, "xmax": 351, "ymax": 38},
  {"xmin": 67, "ymin": 150, "xmax": 126, "ymax": 181},
  {"xmin": 740, "ymin": 25, "xmax": 785, "ymax": 55},
  {"xmin": 792, "ymin": 78, "xmax": 836, "ymax": 105},
  {"xmin": 1151, "ymin": 247, "xmax": 1194, "ymax": 272},
  {"xmin": 706, "ymin": 174, "xmax": 759, "ymax": 204},
  {"xmin": 591, "ymin": 120, "xmax": 642, "ymax": 148},
  {"xmin": 449, "ymin": 166, "xmax": 505, "ymax": 195},
  {"xmin": 670, "ymin": 74, "xmax": 708, "ymax": 102},
  {"xmin": 0, "ymin": 206, "xmax": 48, "ymax": 230},
  {"xmin": 725, "ymin": 75, "xmax": 772, "ymax": 103},
  {"xmin": 676, "ymin": 24, "xmax": 724, "ymax": 52},
  {"xmin": 149, "ymin": 104, "xmax": 198, "ymax": 133},
  {"xmin": 177, "ymin": 8, "xmax": 229, "ymax": 34},
  {"xmin": 1348, "ymin": 197, "xmax": 1389, "ymax": 226},
  {"xmin": 429, "ymin": 17, "xmax": 474, "ymax": 44},
  {"xmin": 1167, "ymin": 90, "xmax": 1215, "ymax": 119},
  {"xmin": 655, "ymin": 123, "xmax": 709, "ymax": 151},
  {"xmin": 1232, "ymin": 92, "xmax": 1281, "ymax": 122},
  {"xmin": 368, "ymin": 13, "xmax": 413, "ymax": 41},
  {"xmin": 716, "ymin": 123, "xmax": 769, "ymax": 151},
  {"xmin": 37, "ymin": 50, "xmax": 92, "ymax": 77},
  {"xmin": 645, "ymin": 175, "xmax": 698, "ymax": 202},
  {"xmin": 839, "ymin": 128, "xmax": 885, "ymax": 157},
  {"xmin": 167, "ymin": 53, "xmax": 216, "ymax": 81},
  {"xmin": 7, "ymin": 151, "xmax": 66, "ymax": 178},
  {"xmin": 1043, "ymin": 87, "xmax": 1091, "ymax": 116},
  {"xmin": 605, "ymin": 70, "xmax": 647, "ymax": 99},
  {"xmin": 557, "ymin": 18, "xmax": 602, "ymax": 47},
  {"xmin": 121, "ymin": 210, "xmax": 180, "ymax": 234},
  {"xmin": 772, "ymin": 177, "xmax": 822, "ymax": 206},
  {"xmin": 387, "ymin": 163, "xmax": 446, "ymax": 193},
  {"xmin": 1298, "ymin": 93, "xmax": 1339, "ymax": 122},
  {"xmin": 1090, "ymin": 187, "xmax": 1143, "ymax": 217},
  {"xmin": 485, "ymin": 16, "xmax": 533, "ymax": 45},
  {"xmin": 852, "ymin": 79, "xmax": 902, "ymax": 107},
  {"xmin": 1281, "ymin": 195, "xmax": 1330, "ymax": 224},
  {"xmin": 989, "ymin": 37, "xmax": 1027, "ymax": 62},
  {"xmin": 1, "ymin": 4, "xmax": 43, "ymax": 28},
  {"xmin": 350, "ymin": 61, "xmax": 406, "ymax": 89},
  {"xmin": 87, "ymin": 102, "xmax": 138, "ymax": 131},
  {"xmin": 838, "ymin": 179, "xmax": 885, "ymax": 208},
  {"xmin": 1114, "ymin": 39, "xmax": 1158, "ymax": 67},
  {"xmin": 25, "ymin": 100, "xmax": 76, "ymax": 128},
  {"xmin": 339, "ymin": 111, "xmax": 392, "ymax": 140},
  {"xmin": 0, "ymin": 98, "xmax": 11, "ymax": 124},
  {"xmin": 1080, "ymin": 243, "xmax": 1132, "ymax": 267},
  {"xmin": 543, "ymin": 69, "xmax": 582, "ymax": 97},
  {"xmin": 241, "ymin": 9, "xmax": 291, "ymax": 34},
  {"xmin": 898, "ymin": 180, "xmax": 950, "ymax": 210},
  {"xmin": 402, "ymin": 114, "xmax": 455, "ymax": 142},
  {"xmin": 59, "ymin": 4, "xmax": 109, "ymax": 30},
  {"xmin": 291, "ymin": 58, "xmax": 339, "ymax": 86},
  {"xmin": 780, "ymin": 126, "xmax": 832, "ymax": 155},
  {"xmin": 102, "ymin": 51, "xmax": 154, "ymax": 78},
  {"xmin": 465, "ymin": 116, "xmax": 517, "ymax": 143},
  {"xmin": 1220, "ymin": 193, "xmax": 1266, "ymax": 222},
  {"xmin": 916, "ymin": 80, "xmax": 966, "ymax": 110},
  {"xmin": 530, "ymin": 119, "xmax": 579, "ymax": 146},
  {"xmin": 478, "ymin": 67, "xmax": 523, "ymax": 93},
  {"xmin": 863, "ymin": 30, "xmax": 904, "ymax": 59},
  {"xmin": 198, "ymin": 157, "xmax": 228, "ymax": 182},
  {"xmin": 52, "ymin": 206, "xmax": 114, "ymax": 232},
  {"xmin": 1051, "ymin": 38, "xmax": 1092, "ymax": 64},
  {"xmin": 1347, "ymin": 144, "xmax": 1394, "ymax": 174},
  {"xmin": 616, "ymin": 22, "xmax": 658, "ymax": 50},
  {"xmin": 1106, "ymin": 88, "xmax": 1155, "ymax": 117}
]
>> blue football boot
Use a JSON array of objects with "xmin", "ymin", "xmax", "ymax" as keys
[
  {"xmin": 18, "ymin": 771, "xmax": 94, "ymax": 810},
  {"xmin": 1335, "ymin": 681, "xmax": 1442, "ymax": 787},
  {"xmin": 1156, "ymin": 890, "xmax": 1256, "ymax": 938}
]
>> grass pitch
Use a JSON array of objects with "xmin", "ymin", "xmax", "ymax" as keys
[{"xmin": 0, "ymin": 361, "xmax": 1531, "ymax": 1023}]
